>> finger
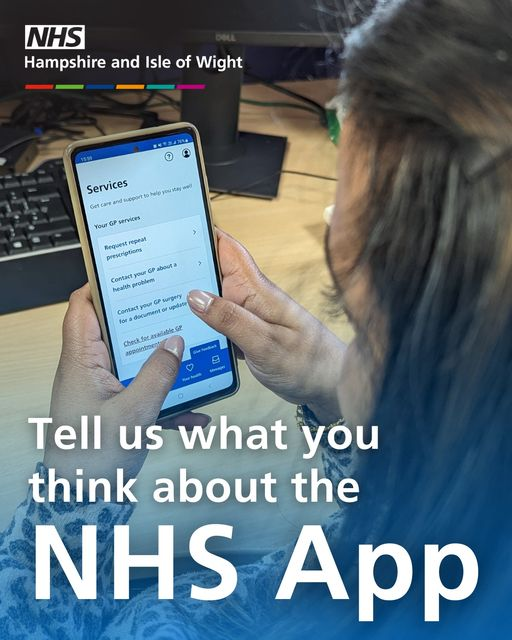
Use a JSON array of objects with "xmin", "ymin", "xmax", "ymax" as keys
[
  {"xmin": 160, "ymin": 412, "xmax": 211, "ymax": 431},
  {"xmin": 216, "ymin": 228, "xmax": 267, "ymax": 288},
  {"xmin": 121, "ymin": 335, "xmax": 185, "ymax": 423},
  {"xmin": 187, "ymin": 290, "xmax": 269, "ymax": 355},
  {"xmin": 69, "ymin": 281, "xmax": 92, "ymax": 302},
  {"xmin": 63, "ymin": 284, "xmax": 98, "ymax": 340},
  {"xmin": 216, "ymin": 229, "xmax": 295, "ymax": 324},
  {"xmin": 61, "ymin": 284, "xmax": 111, "ymax": 368}
]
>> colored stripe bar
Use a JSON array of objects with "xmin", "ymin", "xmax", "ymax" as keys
[
  {"xmin": 55, "ymin": 84, "xmax": 84, "ymax": 90},
  {"xmin": 85, "ymin": 84, "xmax": 115, "ymax": 90},
  {"xmin": 116, "ymin": 84, "xmax": 145, "ymax": 90},
  {"xmin": 146, "ymin": 84, "xmax": 176, "ymax": 90},
  {"xmin": 177, "ymin": 84, "xmax": 206, "ymax": 90},
  {"xmin": 25, "ymin": 83, "xmax": 206, "ymax": 91},
  {"xmin": 25, "ymin": 84, "xmax": 54, "ymax": 90}
]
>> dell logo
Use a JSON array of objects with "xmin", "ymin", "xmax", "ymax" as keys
[
  {"xmin": 215, "ymin": 33, "xmax": 237, "ymax": 43},
  {"xmin": 25, "ymin": 25, "xmax": 85, "ymax": 50}
]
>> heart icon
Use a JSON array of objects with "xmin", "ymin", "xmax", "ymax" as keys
[{"xmin": 186, "ymin": 363, "xmax": 194, "ymax": 372}]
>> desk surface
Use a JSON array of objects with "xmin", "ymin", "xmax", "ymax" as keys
[{"xmin": 0, "ymin": 80, "xmax": 352, "ymax": 554}]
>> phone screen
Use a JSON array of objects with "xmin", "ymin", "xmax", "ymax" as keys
[{"xmin": 71, "ymin": 127, "xmax": 237, "ymax": 417}]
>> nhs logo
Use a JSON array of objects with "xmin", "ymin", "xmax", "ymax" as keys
[{"xmin": 25, "ymin": 25, "xmax": 85, "ymax": 50}]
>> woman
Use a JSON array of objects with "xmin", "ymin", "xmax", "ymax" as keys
[{"xmin": 1, "ymin": 0, "xmax": 511, "ymax": 637}]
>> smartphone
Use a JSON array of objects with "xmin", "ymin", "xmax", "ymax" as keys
[{"xmin": 64, "ymin": 123, "xmax": 239, "ymax": 418}]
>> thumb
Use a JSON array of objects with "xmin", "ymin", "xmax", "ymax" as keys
[
  {"xmin": 187, "ymin": 289, "xmax": 267, "ymax": 354},
  {"xmin": 121, "ymin": 335, "xmax": 184, "ymax": 423}
]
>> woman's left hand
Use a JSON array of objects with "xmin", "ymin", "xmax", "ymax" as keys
[{"xmin": 45, "ymin": 284, "xmax": 210, "ymax": 486}]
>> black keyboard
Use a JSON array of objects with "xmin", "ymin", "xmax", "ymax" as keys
[{"xmin": 0, "ymin": 158, "xmax": 87, "ymax": 314}]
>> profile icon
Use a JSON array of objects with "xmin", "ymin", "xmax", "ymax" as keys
[{"xmin": 182, "ymin": 148, "xmax": 191, "ymax": 158}]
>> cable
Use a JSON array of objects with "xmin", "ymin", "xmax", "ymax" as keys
[
  {"xmin": 154, "ymin": 91, "xmax": 181, "ymax": 111},
  {"xmin": 4, "ymin": 90, "xmax": 176, "ymax": 145},
  {"xmin": 282, "ymin": 170, "xmax": 337, "ymax": 181},
  {"xmin": 244, "ymin": 70, "xmax": 328, "ymax": 127},
  {"xmin": 240, "ymin": 98, "xmax": 320, "ymax": 116},
  {"xmin": 209, "ymin": 169, "xmax": 337, "ymax": 201},
  {"xmin": 96, "ymin": 92, "xmax": 155, "ymax": 110},
  {"xmin": 0, "ymin": 132, "xmax": 39, "ymax": 155},
  {"xmin": 150, "ymin": 91, "xmax": 320, "ymax": 118},
  {"xmin": 244, "ymin": 70, "xmax": 326, "ymax": 112}
]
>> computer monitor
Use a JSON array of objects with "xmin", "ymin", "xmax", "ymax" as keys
[
  {"xmin": 180, "ymin": 0, "xmax": 375, "ymax": 198},
  {"xmin": 0, "ymin": 1, "xmax": 375, "ymax": 198}
]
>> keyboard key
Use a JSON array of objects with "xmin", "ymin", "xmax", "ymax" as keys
[
  {"xmin": 7, "ymin": 188, "xmax": 24, "ymax": 200},
  {"xmin": 39, "ymin": 200, "xmax": 69, "ymax": 222},
  {"xmin": 21, "ymin": 177, "xmax": 37, "ymax": 187},
  {"xmin": 8, "ymin": 238, "xmax": 28, "ymax": 254},
  {"xmin": 8, "ymin": 199, "xmax": 28, "ymax": 214},
  {"xmin": 29, "ymin": 235, "xmax": 52, "ymax": 250},
  {"xmin": 8, "ymin": 231, "xmax": 26, "ymax": 242},
  {"xmin": 28, "ymin": 220, "xmax": 53, "ymax": 233},
  {"xmin": 28, "ymin": 214, "xmax": 46, "ymax": 226},
  {"xmin": 0, "ymin": 222, "xmax": 14, "ymax": 234},
  {"xmin": 52, "ymin": 230, "xmax": 78, "ymax": 246},
  {"xmin": 37, "ymin": 175, "xmax": 54, "ymax": 184},
  {"xmin": 26, "ymin": 222, "xmax": 52, "ymax": 236},
  {"xmin": 36, "ymin": 169, "xmax": 55, "ymax": 184},
  {"xmin": 7, "ymin": 212, "xmax": 30, "ymax": 225},
  {"xmin": 4, "ymin": 178, "xmax": 20, "ymax": 188},
  {"xmin": 27, "ymin": 221, "xmax": 73, "ymax": 236},
  {"xmin": 40, "ymin": 183, "xmax": 60, "ymax": 193},
  {"xmin": 12, "ymin": 221, "xmax": 31, "ymax": 232},
  {"xmin": 48, "ymin": 219, "xmax": 74, "ymax": 232},
  {"xmin": 27, "ymin": 183, "xmax": 60, "ymax": 196},
  {"xmin": 27, "ymin": 192, "xmax": 61, "ymax": 204}
]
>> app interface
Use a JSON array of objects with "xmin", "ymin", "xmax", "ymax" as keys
[{"xmin": 74, "ymin": 131, "xmax": 234, "ymax": 412}]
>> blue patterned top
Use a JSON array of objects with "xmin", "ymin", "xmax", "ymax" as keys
[{"xmin": 0, "ymin": 437, "xmax": 353, "ymax": 639}]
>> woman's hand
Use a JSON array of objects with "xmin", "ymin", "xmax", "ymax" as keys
[
  {"xmin": 187, "ymin": 229, "xmax": 346, "ymax": 424},
  {"xmin": 46, "ymin": 284, "xmax": 210, "ymax": 486}
]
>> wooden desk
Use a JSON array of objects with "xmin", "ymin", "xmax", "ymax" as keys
[{"xmin": 0, "ymin": 80, "xmax": 353, "ymax": 554}]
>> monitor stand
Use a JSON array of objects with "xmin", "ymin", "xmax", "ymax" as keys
[{"xmin": 180, "ymin": 44, "xmax": 287, "ymax": 199}]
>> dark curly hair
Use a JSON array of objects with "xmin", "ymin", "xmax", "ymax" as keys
[{"xmin": 265, "ymin": 2, "xmax": 512, "ymax": 637}]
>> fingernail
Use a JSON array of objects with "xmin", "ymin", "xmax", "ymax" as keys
[
  {"xmin": 188, "ymin": 290, "xmax": 214, "ymax": 313},
  {"xmin": 164, "ymin": 335, "xmax": 184, "ymax": 358}
]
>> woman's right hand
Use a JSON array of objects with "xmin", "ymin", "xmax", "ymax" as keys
[{"xmin": 187, "ymin": 229, "xmax": 346, "ymax": 424}]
